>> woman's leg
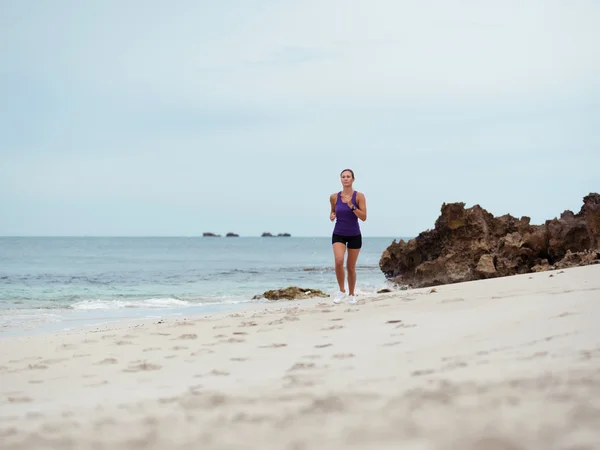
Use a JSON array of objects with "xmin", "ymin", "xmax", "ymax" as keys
[
  {"xmin": 332, "ymin": 243, "xmax": 347, "ymax": 292},
  {"xmin": 346, "ymin": 248, "xmax": 361, "ymax": 296}
]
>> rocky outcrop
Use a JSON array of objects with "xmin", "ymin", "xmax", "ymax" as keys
[
  {"xmin": 379, "ymin": 193, "xmax": 600, "ymax": 288},
  {"xmin": 203, "ymin": 232, "xmax": 221, "ymax": 237},
  {"xmin": 226, "ymin": 232, "xmax": 239, "ymax": 237},
  {"xmin": 261, "ymin": 232, "xmax": 273, "ymax": 237},
  {"xmin": 261, "ymin": 287, "xmax": 329, "ymax": 300}
]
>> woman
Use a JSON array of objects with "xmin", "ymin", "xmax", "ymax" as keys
[{"xmin": 329, "ymin": 169, "xmax": 367, "ymax": 305}]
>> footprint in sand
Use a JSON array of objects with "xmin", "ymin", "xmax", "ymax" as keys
[
  {"xmin": 123, "ymin": 362, "xmax": 162, "ymax": 372},
  {"xmin": 143, "ymin": 347, "xmax": 161, "ymax": 352},
  {"xmin": 382, "ymin": 341, "xmax": 402, "ymax": 347},
  {"xmin": 101, "ymin": 334, "xmax": 117, "ymax": 340},
  {"xmin": 441, "ymin": 297, "xmax": 465, "ymax": 304},
  {"xmin": 260, "ymin": 343, "xmax": 287, "ymax": 348},
  {"xmin": 85, "ymin": 380, "xmax": 109, "ymax": 387},
  {"xmin": 83, "ymin": 339, "xmax": 98, "ymax": 344},
  {"xmin": 239, "ymin": 321, "xmax": 258, "ymax": 327},
  {"xmin": 283, "ymin": 374, "xmax": 316, "ymax": 388},
  {"xmin": 223, "ymin": 337, "xmax": 245, "ymax": 344},
  {"xmin": 72, "ymin": 353, "xmax": 91, "ymax": 358},
  {"xmin": 321, "ymin": 325, "xmax": 344, "ymax": 331},
  {"xmin": 330, "ymin": 318, "xmax": 343, "ymax": 321},
  {"xmin": 213, "ymin": 324, "xmax": 230, "ymax": 329},
  {"xmin": 28, "ymin": 380, "xmax": 44, "ymax": 384},
  {"xmin": 315, "ymin": 343, "xmax": 333, "ymax": 349},
  {"xmin": 94, "ymin": 358, "xmax": 118, "ymax": 365},
  {"xmin": 8, "ymin": 396, "xmax": 33, "ymax": 403},
  {"xmin": 230, "ymin": 357, "xmax": 248, "ymax": 362},
  {"xmin": 177, "ymin": 334, "xmax": 198, "ymax": 340},
  {"xmin": 288, "ymin": 362, "xmax": 316, "ymax": 371},
  {"xmin": 165, "ymin": 355, "xmax": 177, "ymax": 359},
  {"xmin": 303, "ymin": 355, "xmax": 322, "ymax": 360},
  {"xmin": 233, "ymin": 331, "xmax": 247, "ymax": 335},
  {"xmin": 214, "ymin": 334, "xmax": 228, "ymax": 338},
  {"xmin": 191, "ymin": 349, "xmax": 214, "ymax": 356},
  {"xmin": 28, "ymin": 363, "xmax": 48, "ymax": 370},
  {"xmin": 441, "ymin": 361, "xmax": 468, "ymax": 371},
  {"xmin": 115, "ymin": 341, "xmax": 133, "ymax": 346},
  {"xmin": 411, "ymin": 369, "xmax": 435, "ymax": 377},
  {"xmin": 41, "ymin": 358, "xmax": 68, "ymax": 365},
  {"xmin": 209, "ymin": 369, "xmax": 230, "ymax": 376},
  {"xmin": 555, "ymin": 311, "xmax": 579, "ymax": 318},
  {"xmin": 332, "ymin": 353, "xmax": 354, "ymax": 359},
  {"xmin": 122, "ymin": 334, "xmax": 138, "ymax": 339},
  {"xmin": 188, "ymin": 384, "xmax": 203, "ymax": 393},
  {"xmin": 171, "ymin": 346, "xmax": 188, "ymax": 351}
]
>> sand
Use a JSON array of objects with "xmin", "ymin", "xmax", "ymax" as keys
[{"xmin": 1, "ymin": 265, "xmax": 599, "ymax": 450}]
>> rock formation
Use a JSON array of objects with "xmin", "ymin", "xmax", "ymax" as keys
[
  {"xmin": 202, "ymin": 232, "xmax": 221, "ymax": 237},
  {"xmin": 379, "ymin": 193, "xmax": 600, "ymax": 288},
  {"xmin": 261, "ymin": 287, "xmax": 329, "ymax": 300},
  {"xmin": 226, "ymin": 232, "xmax": 239, "ymax": 237}
]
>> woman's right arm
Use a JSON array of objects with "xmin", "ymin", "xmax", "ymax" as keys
[{"xmin": 329, "ymin": 194, "xmax": 336, "ymax": 221}]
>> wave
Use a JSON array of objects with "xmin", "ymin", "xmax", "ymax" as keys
[{"xmin": 69, "ymin": 296, "xmax": 250, "ymax": 311}]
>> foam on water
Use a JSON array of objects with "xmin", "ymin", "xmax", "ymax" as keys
[{"xmin": 71, "ymin": 297, "xmax": 193, "ymax": 310}]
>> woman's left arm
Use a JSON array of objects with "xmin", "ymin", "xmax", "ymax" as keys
[{"xmin": 352, "ymin": 192, "xmax": 367, "ymax": 221}]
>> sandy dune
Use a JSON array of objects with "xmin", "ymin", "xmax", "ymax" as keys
[{"xmin": 1, "ymin": 265, "xmax": 599, "ymax": 450}]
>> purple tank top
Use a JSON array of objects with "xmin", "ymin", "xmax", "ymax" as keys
[{"xmin": 333, "ymin": 191, "xmax": 361, "ymax": 236}]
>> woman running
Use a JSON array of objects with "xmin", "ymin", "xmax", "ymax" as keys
[{"xmin": 329, "ymin": 169, "xmax": 367, "ymax": 304}]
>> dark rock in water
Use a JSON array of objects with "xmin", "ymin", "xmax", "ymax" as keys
[
  {"xmin": 277, "ymin": 233, "xmax": 291, "ymax": 237},
  {"xmin": 226, "ymin": 232, "xmax": 239, "ymax": 237},
  {"xmin": 377, "ymin": 288, "xmax": 392, "ymax": 294},
  {"xmin": 252, "ymin": 294, "xmax": 264, "ymax": 300},
  {"xmin": 261, "ymin": 232, "xmax": 273, "ymax": 237},
  {"xmin": 203, "ymin": 232, "xmax": 221, "ymax": 237},
  {"xmin": 263, "ymin": 287, "xmax": 329, "ymax": 300},
  {"xmin": 379, "ymin": 193, "xmax": 600, "ymax": 288}
]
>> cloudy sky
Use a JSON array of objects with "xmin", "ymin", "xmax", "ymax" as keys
[{"xmin": 1, "ymin": 0, "xmax": 598, "ymax": 237}]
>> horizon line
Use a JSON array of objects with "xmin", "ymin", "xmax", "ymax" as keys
[{"xmin": 0, "ymin": 235, "xmax": 413, "ymax": 239}]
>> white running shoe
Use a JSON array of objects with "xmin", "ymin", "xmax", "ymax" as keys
[
  {"xmin": 347, "ymin": 295, "xmax": 357, "ymax": 305},
  {"xmin": 333, "ymin": 291, "xmax": 346, "ymax": 304}
]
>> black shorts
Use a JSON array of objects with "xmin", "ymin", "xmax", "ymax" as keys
[{"xmin": 332, "ymin": 233, "xmax": 362, "ymax": 249}]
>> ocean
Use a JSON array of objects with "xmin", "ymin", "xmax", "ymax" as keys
[{"xmin": 0, "ymin": 236, "xmax": 399, "ymax": 335}]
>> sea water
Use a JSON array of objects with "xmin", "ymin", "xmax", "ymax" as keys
[{"xmin": 0, "ymin": 237, "xmax": 401, "ymax": 335}]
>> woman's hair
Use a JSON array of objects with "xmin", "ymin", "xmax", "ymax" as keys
[{"xmin": 340, "ymin": 169, "xmax": 355, "ymax": 179}]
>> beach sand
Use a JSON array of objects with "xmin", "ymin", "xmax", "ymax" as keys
[{"xmin": 1, "ymin": 265, "xmax": 599, "ymax": 450}]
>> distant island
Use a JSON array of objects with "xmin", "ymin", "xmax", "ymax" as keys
[{"xmin": 202, "ymin": 232, "xmax": 291, "ymax": 237}]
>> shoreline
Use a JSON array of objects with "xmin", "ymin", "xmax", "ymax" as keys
[{"xmin": 2, "ymin": 265, "xmax": 599, "ymax": 449}]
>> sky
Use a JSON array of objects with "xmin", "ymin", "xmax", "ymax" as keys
[{"xmin": 1, "ymin": 0, "xmax": 599, "ymax": 237}]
